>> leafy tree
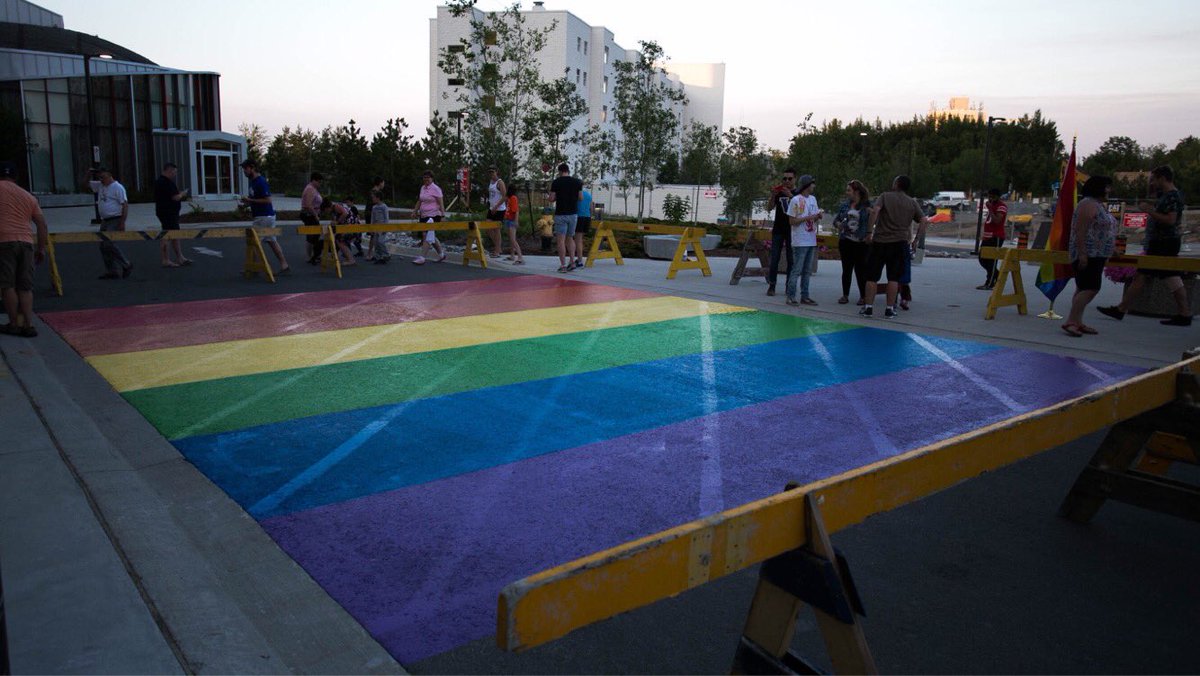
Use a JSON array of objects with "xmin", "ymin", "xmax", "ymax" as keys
[
  {"xmin": 611, "ymin": 40, "xmax": 688, "ymax": 221},
  {"xmin": 1081, "ymin": 136, "xmax": 1144, "ymax": 176},
  {"xmin": 370, "ymin": 117, "xmax": 422, "ymax": 203},
  {"xmin": 328, "ymin": 119, "xmax": 373, "ymax": 198},
  {"xmin": 262, "ymin": 125, "xmax": 318, "ymax": 195},
  {"xmin": 238, "ymin": 123, "xmax": 268, "ymax": 166},
  {"xmin": 419, "ymin": 112, "xmax": 466, "ymax": 197},
  {"xmin": 680, "ymin": 121, "xmax": 721, "ymax": 185},
  {"xmin": 439, "ymin": 0, "xmax": 555, "ymax": 181},
  {"xmin": 662, "ymin": 193, "xmax": 690, "ymax": 223},
  {"xmin": 524, "ymin": 76, "xmax": 588, "ymax": 176},
  {"xmin": 720, "ymin": 126, "xmax": 772, "ymax": 225},
  {"xmin": 573, "ymin": 123, "xmax": 617, "ymax": 187}
]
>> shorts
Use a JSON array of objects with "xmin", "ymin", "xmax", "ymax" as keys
[
  {"xmin": 301, "ymin": 211, "xmax": 321, "ymax": 245},
  {"xmin": 157, "ymin": 214, "xmax": 180, "ymax": 231},
  {"xmin": 1073, "ymin": 256, "xmax": 1107, "ymax": 292},
  {"xmin": 1142, "ymin": 238, "xmax": 1182, "ymax": 279},
  {"xmin": 575, "ymin": 216, "xmax": 591, "ymax": 235},
  {"xmin": 502, "ymin": 219, "xmax": 517, "ymax": 229},
  {"xmin": 420, "ymin": 215, "xmax": 441, "ymax": 243},
  {"xmin": 864, "ymin": 240, "xmax": 909, "ymax": 283},
  {"xmin": 0, "ymin": 241, "xmax": 35, "ymax": 292},
  {"xmin": 553, "ymin": 214, "xmax": 577, "ymax": 236},
  {"xmin": 252, "ymin": 215, "xmax": 278, "ymax": 243}
]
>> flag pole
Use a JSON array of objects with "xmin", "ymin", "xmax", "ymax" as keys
[{"xmin": 1036, "ymin": 135, "xmax": 1076, "ymax": 320}]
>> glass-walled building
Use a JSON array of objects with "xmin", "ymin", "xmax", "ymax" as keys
[{"xmin": 0, "ymin": 0, "xmax": 246, "ymax": 204}]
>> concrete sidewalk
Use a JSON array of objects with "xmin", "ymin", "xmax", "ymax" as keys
[{"xmin": 1, "ymin": 242, "xmax": 1197, "ymax": 673}]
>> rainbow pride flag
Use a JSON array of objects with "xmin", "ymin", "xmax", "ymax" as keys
[
  {"xmin": 1035, "ymin": 141, "xmax": 1078, "ymax": 302},
  {"xmin": 41, "ymin": 276, "xmax": 1140, "ymax": 662}
]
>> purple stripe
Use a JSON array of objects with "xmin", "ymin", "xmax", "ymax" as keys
[{"xmin": 260, "ymin": 350, "xmax": 1140, "ymax": 662}]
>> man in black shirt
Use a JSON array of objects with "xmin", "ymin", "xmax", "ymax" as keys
[
  {"xmin": 548, "ymin": 162, "xmax": 583, "ymax": 273},
  {"xmin": 154, "ymin": 162, "xmax": 191, "ymax": 267},
  {"xmin": 766, "ymin": 168, "xmax": 797, "ymax": 295}
]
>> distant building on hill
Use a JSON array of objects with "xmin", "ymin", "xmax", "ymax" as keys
[{"xmin": 929, "ymin": 96, "xmax": 986, "ymax": 125}]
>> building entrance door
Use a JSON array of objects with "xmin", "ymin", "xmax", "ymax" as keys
[{"xmin": 197, "ymin": 150, "xmax": 235, "ymax": 197}]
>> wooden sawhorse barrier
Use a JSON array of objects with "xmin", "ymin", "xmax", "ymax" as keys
[
  {"xmin": 730, "ymin": 232, "xmax": 840, "ymax": 286},
  {"xmin": 296, "ymin": 220, "xmax": 500, "ymax": 278},
  {"xmin": 46, "ymin": 226, "xmax": 282, "ymax": 296},
  {"xmin": 979, "ymin": 246, "xmax": 1200, "ymax": 320},
  {"xmin": 498, "ymin": 350, "xmax": 1200, "ymax": 673},
  {"xmin": 586, "ymin": 220, "xmax": 712, "ymax": 280}
]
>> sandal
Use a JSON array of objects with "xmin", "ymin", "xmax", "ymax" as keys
[
  {"xmin": 856, "ymin": 298, "xmax": 866, "ymax": 306},
  {"xmin": 838, "ymin": 296, "xmax": 849, "ymax": 304},
  {"xmin": 1061, "ymin": 322, "xmax": 1083, "ymax": 338},
  {"xmin": 1078, "ymin": 324, "xmax": 1099, "ymax": 335},
  {"xmin": 514, "ymin": 260, "xmax": 525, "ymax": 265}
]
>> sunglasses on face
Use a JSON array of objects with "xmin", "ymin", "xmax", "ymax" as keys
[{"xmin": 783, "ymin": 176, "xmax": 795, "ymax": 181}]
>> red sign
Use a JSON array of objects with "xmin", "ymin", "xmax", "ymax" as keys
[
  {"xmin": 458, "ymin": 167, "xmax": 470, "ymax": 194},
  {"xmin": 703, "ymin": 189, "xmax": 718, "ymax": 199},
  {"xmin": 1122, "ymin": 212, "xmax": 1148, "ymax": 229}
]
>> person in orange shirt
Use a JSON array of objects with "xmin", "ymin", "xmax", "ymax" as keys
[
  {"xmin": 502, "ymin": 185, "xmax": 524, "ymax": 265},
  {"xmin": 0, "ymin": 162, "xmax": 49, "ymax": 337}
]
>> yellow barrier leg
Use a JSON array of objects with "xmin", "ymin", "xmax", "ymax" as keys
[
  {"xmin": 984, "ymin": 249, "xmax": 1027, "ymax": 319},
  {"xmin": 666, "ymin": 228, "xmax": 711, "ymax": 280},
  {"xmin": 243, "ymin": 228, "xmax": 276, "ymax": 283},
  {"xmin": 319, "ymin": 225, "xmax": 342, "ymax": 279},
  {"xmin": 585, "ymin": 225, "xmax": 623, "ymax": 267},
  {"xmin": 47, "ymin": 237, "xmax": 63, "ymax": 296},
  {"xmin": 462, "ymin": 225, "xmax": 488, "ymax": 269}
]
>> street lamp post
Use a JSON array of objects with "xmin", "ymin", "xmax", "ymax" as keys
[
  {"xmin": 858, "ymin": 131, "xmax": 868, "ymax": 174},
  {"xmin": 973, "ymin": 115, "xmax": 1006, "ymax": 254},
  {"xmin": 83, "ymin": 52, "xmax": 112, "ymax": 224}
]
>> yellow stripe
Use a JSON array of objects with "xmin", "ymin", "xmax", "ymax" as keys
[{"xmin": 91, "ymin": 296, "xmax": 750, "ymax": 392}]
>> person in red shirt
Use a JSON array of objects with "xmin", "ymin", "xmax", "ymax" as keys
[
  {"xmin": 502, "ymin": 185, "xmax": 524, "ymax": 264},
  {"xmin": 0, "ymin": 162, "xmax": 49, "ymax": 337},
  {"xmin": 976, "ymin": 188, "xmax": 1008, "ymax": 289}
]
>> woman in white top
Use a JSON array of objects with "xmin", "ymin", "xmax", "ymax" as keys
[{"xmin": 487, "ymin": 167, "xmax": 506, "ymax": 258}]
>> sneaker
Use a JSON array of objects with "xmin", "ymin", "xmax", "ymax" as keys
[
  {"xmin": 1161, "ymin": 315, "xmax": 1193, "ymax": 327},
  {"xmin": 575, "ymin": 259, "xmax": 585, "ymax": 269},
  {"xmin": 412, "ymin": 256, "xmax": 427, "ymax": 265},
  {"xmin": 976, "ymin": 284, "xmax": 991, "ymax": 290},
  {"xmin": 800, "ymin": 298, "xmax": 818, "ymax": 306},
  {"xmin": 859, "ymin": 306, "xmax": 873, "ymax": 317},
  {"xmin": 122, "ymin": 264, "xmax": 133, "ymax": 279},
  {"xmin": 884, "ymin": 307, "xmax": 897, "ymax": 319},
  {"xmin": 766, "ymin": 285, "xmax": 776, "ymax": 297},
  {"xmin": 1097, "ymin": 306, "xmax": 1125, "ymax": 321},
  {"xmin": 785, "ymin": 297, "xmax": 799, "ymax": 306},
  {"xmin": 557, "ymin": 265, "xmax": 572, "ymax": 273}
]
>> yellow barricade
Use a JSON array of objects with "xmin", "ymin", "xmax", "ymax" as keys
[
  {"xmin": 586, "ymin": 221, "xmax": 712, "ymax": 280},
  {"xmin": 46, "ymin": 226, "xmax": 282, "ymax": 296},
  {"xmin": 295, "ymin": 220, "xmax": 500, "ymax": 278},
  {"xmin": 498, "ymin": 350, "xmax": 1200, "ymax": 672},
  {"xmin": 978, "ymin": 246, "xmax": 1200, "ymax": 319}
]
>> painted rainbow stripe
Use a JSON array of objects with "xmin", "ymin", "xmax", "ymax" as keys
[{"xmin": 41, "ymin": 276, "xmax": 1144, "ymax": 664}]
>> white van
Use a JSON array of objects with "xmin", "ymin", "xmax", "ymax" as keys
[{"xmin": 930, "ymin": 191, "xmax": 968, "ymax": 210}]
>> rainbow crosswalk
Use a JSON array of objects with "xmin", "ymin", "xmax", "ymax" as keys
[{"xmin": 41, "ymin": 275, "xmax": 1142, "ymax": 663}]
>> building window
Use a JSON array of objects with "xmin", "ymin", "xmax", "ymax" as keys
[
  {"xmin": 603, "ymin": 76, "xmax": 608, "ymax": 93},
  {"xmin": 601, "ymin": 105, "xmax": 608, "ymax": 122},
  {"xmin": 575, "ymin": 69, "xmax": 580, "ymax": 84},
  {"xmin": 584, "ymin": 41, "xmax": 588, "ymax": 55},
  {"xmin": 604, "ymin": 46, "xmax": 609, "ymax": 63},
  {"xmin": 583, "ymin": 72, "xmax": 587, "ymax": 86},
  {"xmin": 577, "ymin": 37, "xmax": 582, "ymax": 52},
  {"xmin": 448, "ymin": 77, "xmax": 465, "ymax": 86},
  {"xmin": 447, "ymin": 44, "xmax": 465, "ymax": 53}
]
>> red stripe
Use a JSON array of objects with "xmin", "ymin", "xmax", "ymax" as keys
[
  {"xmin": 42, "ymin": 276, "xmax": 600, "ymax": 335},
  {"xmin": 59, "ymin": 283, "xmax": 659, "ymax": 357}
]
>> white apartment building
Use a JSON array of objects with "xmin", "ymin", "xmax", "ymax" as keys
[{"xmin": 429, "ymin": 2, "xmax": 725, "ymax": 174}]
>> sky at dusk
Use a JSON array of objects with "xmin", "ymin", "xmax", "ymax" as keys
[{"xmin": 42, "ymin": 0, "xmax": 1200, "ymax": 156}]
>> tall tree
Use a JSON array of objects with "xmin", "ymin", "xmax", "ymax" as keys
[
  {"xmin": 419, "ymin": 112, "xmax": 466, "ymax": 198},
  {"xmin": 611, "ymin": 40, "xmax": 688, "ymax": 221},
  {"xmin": 679, "ymin": 121, "xmax": 721, "ymax": 185},
  {"xmin": 238, "ymin": 123, "xmax": 268, "ymax": 165},
  {"xmin": 370, "ymin": 117, "xmax": 422, "ymax": 203},
  {"xmin": 572, "ymin": 123, "xmax": 617, "ymax": 187},
  {"xmin": 720, "ymin": 126, "xmax": 772, "ymax": 225},
  {"xmin": 262, "ymin": 125, "xmax": 318, "ymax": 195},
  {"xmin": 524, "ymin": 76, "xmax": 588, "ymax": 175},
  {"xmin": 438, "ymin": 0, "xmax": 555, "ymax": 182}
]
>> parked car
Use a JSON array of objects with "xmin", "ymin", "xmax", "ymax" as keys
[{"xmin": 929, "ymin": 191, "xmax": 969, "ymax": 210}]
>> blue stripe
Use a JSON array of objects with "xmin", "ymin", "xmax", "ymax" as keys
[{"xmin": 174, "ymin": 327, "xmax": 996, "ymax": 519}]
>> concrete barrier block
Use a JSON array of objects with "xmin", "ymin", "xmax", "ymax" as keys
[{"xmin": 643, "ymin": 234, "xmax": 722, "ymax": 260}]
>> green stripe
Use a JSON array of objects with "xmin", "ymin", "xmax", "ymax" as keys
[{"xmin": 127, "ymin": 311, "xmax": 855, "ymax": 440}]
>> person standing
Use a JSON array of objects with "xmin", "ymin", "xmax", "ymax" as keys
[
  {"xmin": 0, "ymin": 162, "xmax": 49, "ymax": 337},
  {"xmin": 487, "ymin": 167, "xmax": 507, "ymax": 258},
  {"xmin": 1098, "ymin": 165, "xmax": 1192, "ymax": 326},
  {"xmin": 834, "ymin": 180, "xmax": 871, "ymax": 305},
  {"xmin": 301, "ymin": 172, "xmax": 325, "ymax": 265},
  {"xmin": 503, "ymin": 184, "xmax": 524, "ymax": 265},
  {"xmin": 239, "ymin": 160, "xmax": 290, "ymax": 274},
  {"xmin": 785, "ymin": 175, "xmax": 823, "ymax": 306},
  {"xmin": 154, "ymin": 162, "xmax": 192, "ymax": 268},
  {"xmin": 765, "ymin": 169, "xmax": 797, "ymax": 296},
  {"xmin": 412, "ymin": 171, "xmax": 447, "ymax": 265},
  {"xmin": 87, "ymin": 168, "xmax": 132, "ymax": 280},
  {"xmin": 1062, "ymin": 176, "xmax": 1117, "ymax": 337},
  {"xmin": 861, "ymin": 175, "xmax": 930, "ymax": 319},
  {"xmin": 573, "ymin": 184, "xmax": 593, "ymax": 269},
  {"xmin": 976, "ymin": 188, "xmax": 1008, "ymax": 290},
  {"xmin": 369, "ymin": 190, "xmax": 391, "ymax": 264},
  {"xmin": 547, "ymin": 163, "xmax": 583, "ymax": 273},
  {"xmin": 365, "ymin": 176, "xmax": 386, "ymax": 261}
]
